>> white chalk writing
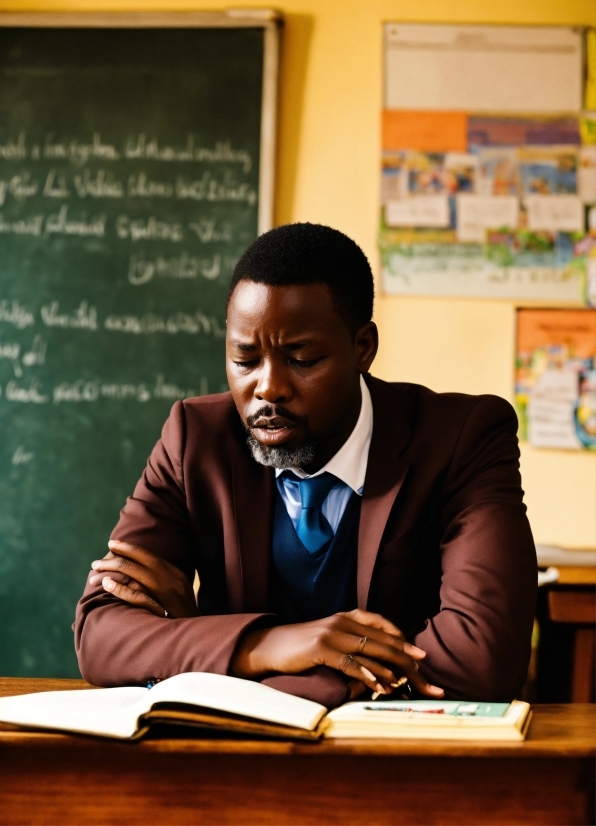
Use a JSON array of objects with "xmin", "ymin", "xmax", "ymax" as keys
[
  {"xmin": 116, "ymin": 216, "xmax": 184, "ymax": 243},
  {"xmin": 0, "ymin": 133, "xmax": 26, "ymax": 160},
  {"xmin": 125, "ymin": 137, "xmax": 252, "ymax": 172},
  {"xmin": 188, "ymin": 219, "xmax": 233, "ymax": 242},
  {"xmin": 41, "ymin": 301, "xmax": 98, "ymax": 331},
  {"xmin": 0, "ymin": 341, "xmax": 21, "ymax": 376},
  {"xmin": 73, "ymin": 170, "xmax": 124, "ymax": 199},
  {"xmin": 154, "ymin": 374, "xmax": 197, "ymax": 400},
  {"xmin": 0, "ymin": 300, "xmax": 35, "ymax": 329},
  {"xmin": 12, "ymin": 446, "xmax": 34, "ymax": 465},
  {"xmin": 0, "ymin": 335, "xmax": 46, "ymax": 377},
  {"xmin": 5, "ymin": 379, "xmax": 49, "ymax": 403},
  {"xmin": 43, "ymin": 170, "xmax": 70, "ymax": 198},
  {"xmin": 128, "ymin": 252, "xmax": 220, "ymax": 285},
  {"xmin": 0, "ymin": 173, "xmax": 39, "ymax": 205},
  {"xmin": 44, "ymin": 206, "xmax": 106, "ymax": 238},
  {"xmin": 43, "ymin": 133, "xmax": 120, "ymax": 165},
  {"xmin": 127, "ymin": 173, "xmax": 174, "ymax": 198},
  {"xmin": 104, "ymin": 310, "xmax": 224, "ymax": 336},
  {"xmin": 0, "ymin": 214, "xmax": 43, "ymax": 236},
  {"xmin": 175, "ymin": 172, "xmax": 257, "ymax": 205}
]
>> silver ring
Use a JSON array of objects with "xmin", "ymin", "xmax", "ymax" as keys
[
  {"xmin": 358, "ymin": 636, "xmax": 369, "ymax": 655},
  {"xmin": 164, "ymin": 609, "xmax": 169, "ymax": 618},
  {"xmin": 346, "ymin": 654, "xmax": 355, "ymax": 668}
]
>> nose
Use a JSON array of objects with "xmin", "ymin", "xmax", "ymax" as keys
[{"xmin": 254, "ymin": 359, "xmax": 292, "ymax": 404}]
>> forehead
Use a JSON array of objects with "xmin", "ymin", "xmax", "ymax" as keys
[{"xmin": 226, "ymin": 281, "xmax": 345, "ymax": 338}]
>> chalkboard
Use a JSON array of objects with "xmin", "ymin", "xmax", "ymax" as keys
[{"xmin": 0, "ymin": 13, "xmax": 280, "ymax": 676}]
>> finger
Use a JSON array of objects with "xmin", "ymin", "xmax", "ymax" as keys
[
  {"xmin": 335, "ymin": 617, "xmax": 426, "ymax": 661},
  {"xmin": 353, "ymin": 655, "xmax": 399, "ymax": 688},
  {"xmin": 91, "ymin": 555, "xmax": 158, "ymax": 594},
  {"xmin": 337, "ymin": 610, "xmax": 427, "ymax": 660},
  {"xmin": 328, "ymin": 651, "xmax": 388, "ymax": 694},
  {"xmin": 107, "ymin": 540, "xmax": 158, "ymax": 566},
  {"xmin": 337, "ymin": 609, "xmax": 406, "ymax": 640},
  {"xmin": 334, "ymin": 631, "xmax": 437, "ymax": 694},
  {"xmin": 89, "ymin": 571, "xmax": 146, "ymax": 590},
  {"xmin": 101, "ymin": 576, "xmax": 165, "ymax": 617},
  {"xmin": 89, "ymin": 570, "xmax": 133, "ymax": 587}
]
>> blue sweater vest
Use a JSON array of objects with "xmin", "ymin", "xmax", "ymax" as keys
[{"xmin": 269, "ymin": 488, "xmax": 361, "ymax": 623}]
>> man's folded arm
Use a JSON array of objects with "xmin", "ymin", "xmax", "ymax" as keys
[
  {"xmin": 74, "ymin": 400, "xmax": 349, "ymax": 707},
  {"xmin": 412, "ymin": 395, "xmax": 537, "ymax": 701},
  {"xmin": 75, "ymin": 400, "xmax": 274, "ymax": 687}
]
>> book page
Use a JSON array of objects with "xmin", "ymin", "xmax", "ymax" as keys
[
  {"xmin": 143, "ymin": 672, "xmax": 327, "ymax": 731},
  {"xmin": 0, "ymin": 686, "xmax": 147, "ymax": 738}
]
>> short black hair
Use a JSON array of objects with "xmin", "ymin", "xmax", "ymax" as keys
[{"xmin": 226, "ymin": 223, "xmax": 374, "ymax": 334}]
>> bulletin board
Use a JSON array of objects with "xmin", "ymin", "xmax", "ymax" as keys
[
  {"xmin": 380, "ymin": 24, "xmax": 596, "ymax": 303},
  {"xmin": 515, "ymin": 308, "xmax": 596, "ymax": 450}
]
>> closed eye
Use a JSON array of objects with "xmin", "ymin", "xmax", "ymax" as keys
[
  {"xmin": 233, "ymin": 360, "xmax": 259, "ymax": 369},
  {"xmin": 289, "ymin": 357, "xmax": 323, "ymax": 368}
]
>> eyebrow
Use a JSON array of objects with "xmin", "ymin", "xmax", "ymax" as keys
[{"xmin": 229, "ymin": 340, "xmax": 313, "ymax": 352}]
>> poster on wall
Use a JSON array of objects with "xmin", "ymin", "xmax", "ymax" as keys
[
  {"xmin": 515, "ymin": 308, "xmax": 596, "ymax": 450},
  {"xmin": 380, "ymin": 24, "xmax": 596, "ymax": 302}
]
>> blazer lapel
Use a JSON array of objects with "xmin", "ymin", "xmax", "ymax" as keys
[
  {"xmin": 230, "ymin": 442, "xmax": 275, "ymax": 613},
  {"xmin": 358, "ymin": 377, "xmax": 412, "ymax": 608}
]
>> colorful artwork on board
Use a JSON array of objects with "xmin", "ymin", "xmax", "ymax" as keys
[
  {"xmin": 380, "ymin": 114, "xmax": 595, "ymax": 302},
  {"xmin": 515, "ymin": 309, "xmax": 596, "ymax": 450},
  {"xmin": 381, "ymin": 23, "xmax": 594, "ymax": 300}
]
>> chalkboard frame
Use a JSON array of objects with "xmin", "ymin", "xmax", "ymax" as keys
[{"xmin": 0, "ymin": 8, "xmax": 282, "ymax": 234}]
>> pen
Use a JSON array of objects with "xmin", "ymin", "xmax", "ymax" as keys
[{"xmin": 363, "ymin": 706, "xmax": 445, "ymax": 714}]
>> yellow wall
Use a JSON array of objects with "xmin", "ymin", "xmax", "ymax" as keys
[{"xmin": 2, "ymin": 0, "xmax": 596, "ymax": 547}]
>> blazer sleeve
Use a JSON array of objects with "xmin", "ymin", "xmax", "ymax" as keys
[
  {"xmin": 412, "ymin": 395, "xmax": 537, "ymax": 701},
  {"xmin": 74, "ymin": 401, "xmax": 273, "ymax": 687}
]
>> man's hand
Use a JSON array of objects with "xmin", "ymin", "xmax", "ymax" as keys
[
  {"xmin": 232, "ymin": 608, "xmax": 444, "ymax": 698},
  {"xmin": 88, "ymin": 540, "xmax": 197, "ymax": 619}
]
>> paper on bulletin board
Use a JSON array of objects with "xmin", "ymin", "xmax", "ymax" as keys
[
  {"xmin": 384, "ymin": 24, "xmax": 583, "ymax": 113},
  {"xmin": 515, "ymin": 309, "xmax": 596, "ymax": 450},
  {"xmin": 380, "ymin": 24, "xmax": 595, "ymax": 302}
]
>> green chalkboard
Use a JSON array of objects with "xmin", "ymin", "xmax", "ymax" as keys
[{"xmin": 0, "ymin": 16, "xmax": 279, "ymax": 676}]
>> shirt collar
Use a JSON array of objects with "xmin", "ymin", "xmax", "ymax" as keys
[{"xmin": 275, "ymin": 374, "xmax": 373, "ymax": 494}]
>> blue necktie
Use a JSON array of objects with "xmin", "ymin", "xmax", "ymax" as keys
[{"xmin": 295, "ymin": 472, "xmax": 338, "ymax": 555}]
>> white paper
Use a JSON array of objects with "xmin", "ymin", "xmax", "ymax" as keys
[
  {"xmin": 527, "ymin": 370, "xmax": 581, "ymax": 450},
  {"xmin": 0, "ymin": 672, "xmax": 327, "ymax": 739},
  {"xmin": 384, "ymin": 24, "xmax": 582, "ymax": 113},
  {"xmin": 456, "ymin": 194, "xmax": 519, "ymax": 242},
  {"xmin": 385, "ymin": 195, "xmax": 450, "ymax": 228},
  {"xmin": 579, "ymin": 147, "xmax": 596, "ymax": 204},
  {"xmin": 476, "ymin": 148, "xmax": 519, "ymax": 197},
  {"xmin": 382, "ymin": 263, "xmax": 585, "ymax": 302},
  {"xmin": 525, "ymin": 194, "xmax": 584, "ymax": 232}
]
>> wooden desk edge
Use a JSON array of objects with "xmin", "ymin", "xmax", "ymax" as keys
[
  {"xmin": 0, "ymin": 709, "xmax": 594, "ymax": 759},
  {"xmin": 0, "ymin": 680, "xmax": 594, "ymax": 759}
]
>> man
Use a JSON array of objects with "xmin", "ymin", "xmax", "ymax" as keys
[{"xmin": 76, "ymin": 223, "xmax": 537, "ymax": 708}]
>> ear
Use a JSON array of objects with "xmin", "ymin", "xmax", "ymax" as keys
[{"xmin": 355, "ymin": 322, "xmax": 378, "ymax": 373}]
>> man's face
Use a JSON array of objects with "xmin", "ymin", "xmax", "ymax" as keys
[{"xmin": 226, "ymin": 280, "xmax": 377, "ymax": 472}]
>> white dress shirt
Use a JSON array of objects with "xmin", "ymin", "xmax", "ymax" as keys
[{"xmin": 275, "ymin": 375, "xmax": 373, "ymax": 533}]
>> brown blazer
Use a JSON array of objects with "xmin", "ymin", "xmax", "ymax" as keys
[{"xmin": 75, "ymin": 376, "xmax": 537, "ymax": 707}]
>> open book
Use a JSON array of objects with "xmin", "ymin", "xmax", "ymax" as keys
[{"xmin": 0, "ymin": 672, "xmax": 531, "ymax": 742}]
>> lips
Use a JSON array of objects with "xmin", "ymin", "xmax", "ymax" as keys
[{"xmin": 251, "ymin": 417, "xmax": 297, "ymax": 445}]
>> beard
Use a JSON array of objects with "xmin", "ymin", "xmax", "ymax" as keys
[
  {"xmin": 245, "ymin": 404, "xmax": 316, "ymax": 470},
  {"xmin": 246, "ymin": 434, "xmax": 316, "ymax": 470}
]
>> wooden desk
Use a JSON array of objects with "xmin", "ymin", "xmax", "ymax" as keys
[
  {"xmin": 0, "ymin": 679, "xmax": 594, "ymax": 826},
  {"xmin": 547, "ymin": 584, "xmax": 596, "ymax": 702}
]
